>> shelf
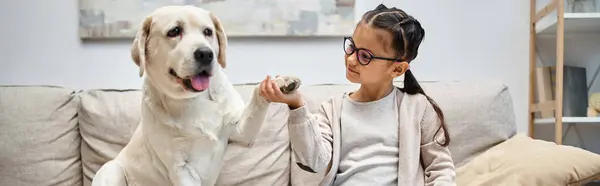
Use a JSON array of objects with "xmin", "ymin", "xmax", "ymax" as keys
[
  {"xmin": 536, "ymin": 12, "xmax": 600, "ymax": 35},
  {"xmin": 534, "ymin": 117, "xmax": 600, "ymax": 125}
]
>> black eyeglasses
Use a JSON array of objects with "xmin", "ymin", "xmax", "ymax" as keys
[{"xmin": 344, "ymin": 37, "xmax": 400, "ymax": 65}]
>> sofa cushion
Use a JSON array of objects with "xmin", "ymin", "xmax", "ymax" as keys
[
  {"xmin": 216, "ymin": 85, "xmax": 292, "ymax": 186},
  {"xmin": 78, "ymin": 89, "xmax": 142, "ymax": 186},
  {"xmin": 419, "ymin": 81, "xmax": 517, "ymax": 167},
  {"xmin": 0, "ymin": 86, "xmax": 81, "ymax": 186},
  {"xmin": 456, "ymin": 134, "xmax": 600, "ymax": 186}
]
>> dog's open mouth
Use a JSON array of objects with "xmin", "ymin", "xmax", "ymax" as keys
[{"xmin": 169, "ymin": 69, "xmax": 212, "ymax": 92}]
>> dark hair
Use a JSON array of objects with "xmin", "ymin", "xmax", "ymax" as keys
[{"xmin": 362, "ymin": 4, "xmax": 450, "ymax": 147}]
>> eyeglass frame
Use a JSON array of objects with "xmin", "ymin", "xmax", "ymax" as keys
[{"xmin": 343, "ymin": 36, "xmax": 402, "ymax": 65}]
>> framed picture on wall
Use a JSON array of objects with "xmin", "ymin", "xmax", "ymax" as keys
[{"xmin": 78, "ymin": 0, "xmax": 356, "ymax": 39}]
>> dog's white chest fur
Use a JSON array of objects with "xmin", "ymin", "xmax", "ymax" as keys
[
  {"xmin": 154, "ymin": 127, "xmax": 229, "ymax": 186},
  {"xmin": 143, "ymin": 94, "xmax": 228, "ymax": 139},
  {"xmin": 175, "ymin": 136, "xmax": 229, "ymax": 185},
  {"xmin": 136, "ymin": 78, "xmax": 238, "ymax": 185}
]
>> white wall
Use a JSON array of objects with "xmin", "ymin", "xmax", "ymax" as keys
[{"xmin": 0, "ymin": 1, "xmax": 531, "ymax": 135}]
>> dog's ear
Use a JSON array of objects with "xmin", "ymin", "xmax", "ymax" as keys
[
  {"xmin": 210, "ymin": 13, "xmax": 227, "ymax": 68},
  {"xmin": 131, "ymin": 16, "xmax": 153, "ymax": 77}
]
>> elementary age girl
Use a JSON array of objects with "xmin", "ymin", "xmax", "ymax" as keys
[{"xmin": 259, "ymin": 4, "xmax": 456, "ymax": 186}]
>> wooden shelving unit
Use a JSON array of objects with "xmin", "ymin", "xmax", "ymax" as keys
[
  {"xmin": 529, "ymin": 0, "xmax": 600, "ymax": 145},
  {"xmin": 536, "ymin": 12, "xmax": 600, "ymax": 35},
  {"xmin": 534, "ymin": 117, "xmax": 600, "ymax": 125}
]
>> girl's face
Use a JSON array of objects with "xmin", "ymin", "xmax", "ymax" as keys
[{"xmin": 344, "ymin": 23, "xmax": 408, "ymax": 85}]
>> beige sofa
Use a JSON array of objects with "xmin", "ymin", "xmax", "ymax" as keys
[{"xmin": 1, "ymin": 81, "xmax": 600, "ymax": 186}]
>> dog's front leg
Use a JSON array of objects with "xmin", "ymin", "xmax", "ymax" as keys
[{"xmin": 227, "ymin": 76, "xmax": 301, "ymax": 147}]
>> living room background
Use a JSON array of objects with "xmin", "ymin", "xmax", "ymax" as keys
[{"xmin": 0, "ymin": 0, "xmax": 599, "ymax": 153}]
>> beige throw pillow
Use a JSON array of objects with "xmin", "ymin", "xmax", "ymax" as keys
[{"xmin": 457, "ymin": 133, "xmax": 600, "ymax": 186}]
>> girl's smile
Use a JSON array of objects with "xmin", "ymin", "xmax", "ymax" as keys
[{"xmin": 347, "ymin": 67, "xmax": 359, "ymax": 75}]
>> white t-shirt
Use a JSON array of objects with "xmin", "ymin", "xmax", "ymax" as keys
[{"xmin": 334, "ymin": 88, "xmax": 399, "ymax": 186}]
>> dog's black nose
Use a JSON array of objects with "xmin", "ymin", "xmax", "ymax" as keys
[{"xmin": 194, "ymin": 48, "xmax": 214, "ymax": 65}]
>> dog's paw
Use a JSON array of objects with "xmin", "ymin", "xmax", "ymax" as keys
[{"xmin": 274, "ymin": 76, "xmax": 301, "ymax": 94}]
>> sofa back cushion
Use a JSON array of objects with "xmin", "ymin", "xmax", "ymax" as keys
[
  {"xmin": 78, "ymin": 89, "xmax": 142, "ymax": 186},
  {"xmin": 419, "ymin": 81, "xmax": 517, "ymax": 167},
  {"xmin": 0, "ymin": 86, "xmax": 81, "ymax": 186},
  {"xmin": 216, "ymin": 85, "xmax": 291, "ymax": 186}
]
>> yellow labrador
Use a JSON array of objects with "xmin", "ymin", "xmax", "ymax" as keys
[{"xmin": 91, "ymin": 5, "xmax": 300, "ymax": 186}]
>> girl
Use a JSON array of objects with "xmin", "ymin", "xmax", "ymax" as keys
[{"xmin": 260, "ymin": 4, "xmax": 456, "ymax": 186}]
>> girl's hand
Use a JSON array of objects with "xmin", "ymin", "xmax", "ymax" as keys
[{"xmin": 259, "ymin": 75, "xmax": 304, "ymax": 109}]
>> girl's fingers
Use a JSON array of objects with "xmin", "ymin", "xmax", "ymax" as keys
[
  {"xmin": 261, "ymin": 76, "xmax": 271, "ymax": 98},
  {"xmin": 265, "ymin": 75, "xmax": 271, "ymax": 88},
  {"xmin": 260, "ymin": 75, "xmax": 291, "ymax": 103},
  {"xmin": 265, "ymin": 78, "xmax": 274, "ymax": 97},
  {"xmin": 271, "ymin": 81, "xmax": 284, "ymax": 99}
]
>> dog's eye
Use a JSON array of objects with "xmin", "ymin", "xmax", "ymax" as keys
[
  {"xmin": 167, "ymin": 26, "xmax": 182, "ymax": 37},
  {"xmin": 203, "ymin": 28, "xmax": 213, "ymax": 37}
]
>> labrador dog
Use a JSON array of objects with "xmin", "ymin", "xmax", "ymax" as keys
[{"xmin": 91, "ymin": 5, "xmax": 300, "ymax": 186}]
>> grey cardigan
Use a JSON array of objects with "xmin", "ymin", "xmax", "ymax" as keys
[{"xmin": 288, "ymin": 89, "xmax": 457, "ymax": 186}]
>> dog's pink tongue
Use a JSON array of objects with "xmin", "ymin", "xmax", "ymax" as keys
[{"xmin": 191, "ymin": 75, "xmax": 210, "ymax": 91}]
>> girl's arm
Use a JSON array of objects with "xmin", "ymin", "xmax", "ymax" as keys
[
  {"xmin": 420, "ymin": 102, "xmax": 457, "ymax": 186},
  {"xmin": 287, "ymin": 100, "xmax": 334, "ymax": 175}
]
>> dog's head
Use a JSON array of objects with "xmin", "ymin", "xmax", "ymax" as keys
[{"xmin": 131, "ymin": 5, "xmax": 227, "ymax": 99}]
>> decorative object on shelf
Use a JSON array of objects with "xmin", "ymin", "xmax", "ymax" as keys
[
  {"xmin": 535, "ymin": 65, "xmax": 588, "ymax": 118},
  {"xmin": 535, "ymin": 66, "xmax": 554, "ymax": 118},
  {"xmin": 566, "ymin": 0, "xmax": 598, "ymax": 13},
  {"xmin": 562, "ymin": 66, "xmax": 589, "ymax": 117},
  {"xmin": 588, "ymin": 106, "xmax": 599, "ymax": 117},
  {"xmin": 588, "ymin": 93, "xmax": 600, "ymax": 117},
  {"xmin": 78, "ymin": 0, "xmax": 355, "ymax": 39}
]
